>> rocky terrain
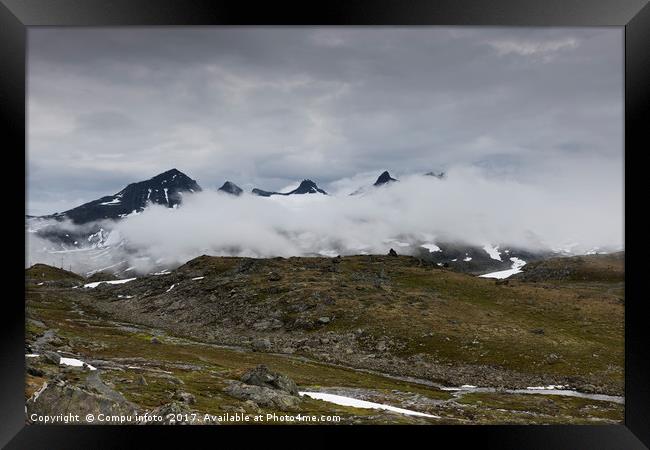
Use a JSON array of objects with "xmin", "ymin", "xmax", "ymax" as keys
[
  {"xmin": 24, "ymin": 252, "xmax": 624, "ymax": 425},
  {"xmin": 513, "ymin": 252, "xmax": 624, "ymax": 283}
]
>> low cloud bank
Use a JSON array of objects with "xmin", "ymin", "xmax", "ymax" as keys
[{"xmin": 27, "ymin": 165, "xmax": 623, "ymax": 274}]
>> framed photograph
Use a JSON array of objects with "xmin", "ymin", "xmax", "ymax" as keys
[{"xmin": 2, "ymin": 0, "xmax": 648, "ymax": 448}]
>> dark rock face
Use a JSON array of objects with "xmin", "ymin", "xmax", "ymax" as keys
[
  {"xmin": 374, "ymin": 171, "xmax": 398, "ymax": 186},
  {"xmin": 350, "ymin": 170, "xmax": 399, "ymax": 194},
  {"xmin": 251, "ymin": 179, "xmax": 327, "ymax": 196},
  {"xmin": 51, "ymin": 169, "xmax": 202, "ymax": 225},
  {"xmin": 240, "ymin": 365, "xmax": 299, "ymax": 395},
  {"xmin": 218, "ymin": 181, "xmax": 243, "ymax": 196},
  {"xmin": 289, "ymin": 180, "xmax": 328, "ymax": 195},
  {"xmin": 388, "ymin": 248, "xmax": 398, "ymax": 257},
  {"xmin": 425, "ymin": 171, "xmax": 446, "ymax": 179}
]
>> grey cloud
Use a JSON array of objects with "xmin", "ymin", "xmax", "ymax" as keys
[{"xmin": 28, "ymin": 27, "xmax": 622, "ymax": 217}]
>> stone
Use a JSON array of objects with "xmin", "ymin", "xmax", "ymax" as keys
[
  {"xmin": 224, "ymin": 382, "xmax": 300, "ymax": 410},
  {"xmin": 150, "ymin": 401, "xmax": 194, "ymax": 424},
  {"xmin": 251, "ymin": 338, "xmax": 272, "ymax": 352},
  {"xmin": 27, "ymin": 382, "xmax": 137, "ymax": 424},
  {"xmin": 27, "ymin": 365, "xmax": 45, "ymax": 377},
  {"xmin": 240, "ymin": 365, "xmax": 299, "ymax": 395},
  {"xmin": 175, "ymin": 391, "xmax": 196, "ymax": 405},
  {"xmin": 43, "ymin": 351, "xmax": 61, "ymax": 365}
]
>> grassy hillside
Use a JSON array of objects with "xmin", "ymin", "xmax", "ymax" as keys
[
  {"xmin": 26, "ymin": 263, "xmax": 85, "ymax": 282},
  {"xmin": 514, "ymin": 252, "xmax": 624, "ymax": 283},
  {"xmin": 75, "ymin": 253, "xmax": 624, "ymax": 395},
  {"xmin": 24, "ymin": 253, "xmax": 624, "ymax": 424}
]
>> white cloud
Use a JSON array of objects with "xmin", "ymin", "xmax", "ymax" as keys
[
  {"xmin": 27, "ymin": 164, "xmax": 623, "ymax": 273},
  {"xmin": 485, "ymin": 37, "xmax": 580, "ymax": 60}
]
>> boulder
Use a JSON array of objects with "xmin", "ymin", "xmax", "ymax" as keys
[
  {"xmin": 268, "ymin": 272, "xmax": 282, "ymax": 281},
  {"xmin": 251, "ymin": 338, "xmax": 272, "ymax": 352},
  {"xmin": 240, "ymin": 365, "xmax": 299, "ymax": 395},
  {"xmin": 150, "ymin": 401, "xmax": 195, "ymax": 425},
  {"xmin": 224, "ymin": 382, "xmax": 300, "ymax": 410},
  {"xmin": 175, "ymin": 391, "xmax": 196, "ymax": 405},
  {"xmin": 26, "ymin": 382, "xmax": 137, "ymax": 423},
  {"xmin": 43, "ymin": 351, "xmax": 61, "ymax": 365}
]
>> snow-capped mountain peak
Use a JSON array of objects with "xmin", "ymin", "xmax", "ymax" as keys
[{"xmin": 46, "ymin": 169, "xmax": 202, "ymax": 225}]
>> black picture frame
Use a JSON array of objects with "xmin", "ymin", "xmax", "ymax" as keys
[{"xmin": 2, "ymin": 0, "xmax": 648, "ymax": 448}]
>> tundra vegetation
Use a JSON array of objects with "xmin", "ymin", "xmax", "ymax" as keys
[{"xmin": 25, "ymin": 252, "xmax": 624, "ymax": 424}]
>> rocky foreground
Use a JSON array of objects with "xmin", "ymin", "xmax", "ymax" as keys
[{"xmin": 25, "ymin": 252, "xmax": 624, "ymax": 424}]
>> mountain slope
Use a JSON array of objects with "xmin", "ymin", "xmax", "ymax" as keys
[
  {"xmin": 25, "ymin": 257, "xmax": 624, "ymax": 425},
  {"xmin": 374, "ymin": 170, "xmax": 398, "ymax": 186},
  {"xmin": 218, "ymin": 181, "xmax": 243, "ymax": 196},
  {"xmin": 513, "ymin": 252, "xmax": 624, "ymax": 283},
  {"xmin": 252, "ymin": 179, "xmax": 328, "ymax": 197},
  {"xmin": 70, "ymin": 253, "xmax": 624, "ymax": 398},
  {"xmin": 350, "ymin": 170, "xmax": 398, "ymax": 195},
  {"xmin": 52, "ymin": 169, "xmax": 201, "ymax": 224}
]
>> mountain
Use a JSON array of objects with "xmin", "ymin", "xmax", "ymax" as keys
[
  {"xmin": 350, "ymin": 170, "xmax": 399, "ymax": 195},
  {"xmin": 425, "ymin": 171, "xmax": 445, "ymax": 179},
  {"xmin": 413, "ymin": 242, "xmax": 550, "ymax": 275},
  {"xmin": 52, "ymin": 169, "xmax": 201, "ymax": 224},
  {"xmin": 252, "ymin": 179, "xmax": 328, "ymax": 197},
  {"xmin": 374, "ymin": 170, "xmax": 398, "ymax": 186},
  {"xmin": 288, "ymin": 180, "xmax": 328, "ymax": 195},
  {"xmin": 218, "ymin": 181, "xmax": 243, "ymax": 196}
]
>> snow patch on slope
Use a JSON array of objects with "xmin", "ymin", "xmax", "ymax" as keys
[
  {"xmin": 483, "ymin": 244, "xmax": 502, "ymax": 261},
  {"xmin": 479, "ymin": 257, "xmax": 526, "ymax": 279}
]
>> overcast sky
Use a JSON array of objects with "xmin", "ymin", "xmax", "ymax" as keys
[{"xmin": 27, "ymin": 27, "xmax": 623, "ymax": 216}]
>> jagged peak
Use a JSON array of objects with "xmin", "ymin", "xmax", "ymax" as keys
[
  {"xmin": 150, "ymin": 168, "xmax": 188, "ymax": 181},
  {"xmin": 291, "ymin": 179, "xmax": 328, "ymax": 195},
  {"xmin": 252, "ymin": 179, "xmax": 328, "ymax": 196},
  {"xmin": 374, "ymin": 170, "xmax": 398, "ymax": 186},
  {"xmin": 218, "ymin": 181, "xmax": 243, "ymax": 196}
]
